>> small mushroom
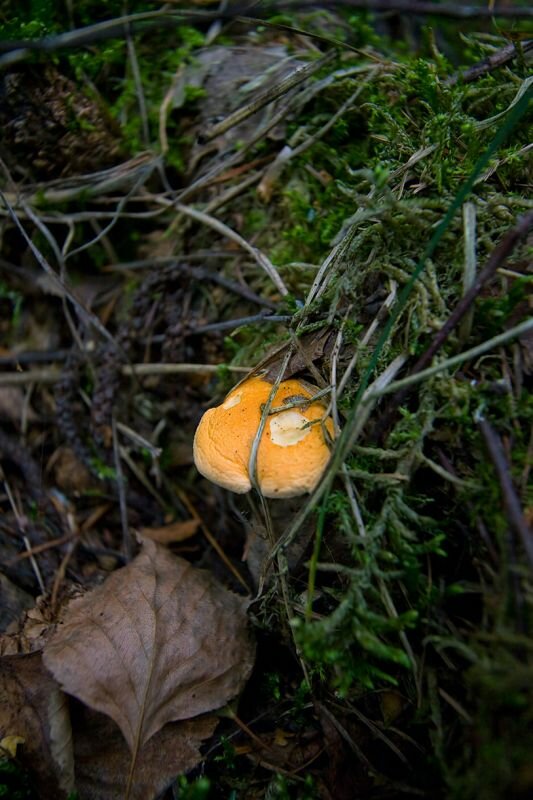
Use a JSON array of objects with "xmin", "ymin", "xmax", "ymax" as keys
[{"xmin": 193, "ymin": 376, "xmax": 334, "ymax": 498}]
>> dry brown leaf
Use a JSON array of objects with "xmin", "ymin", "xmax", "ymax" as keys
[
  {"xmin": 0, "ymin": 652, "xmax": 75, "ymax": 799},
  {"xmin": 43, "ymin": 539, "xmax": 255, "ymax": 774},
  {"xmin": 139, "ymin": 518, "xmax": 200, "ymax": 544},
  {"xmin": 0, "ymin": 387, "xmax": 37, "ymax": 426},
  {"xmin": 0, "ymin": 573, "xmax": 34, "ymax": 634},
  {"xmin": 380, "ymin": 690, "xmax": 405, "ymax": 724},
  {"xmin": 240, "ymin": 328, "xmax": 336, "ymax": 384},
  {"xmin": 72, "ymin": 702, "xmax": 218, "ymax": 800},
  {"xmin": 47, "ymin": 446, "xmax": 93, "ymax": 493},
  {"xmin": 0, "ymin": 586, "xmax": 84, "ymax": 656},
  {"xmin": 246, "ymin": 725, "xmax": 323, "ymax": 772}
]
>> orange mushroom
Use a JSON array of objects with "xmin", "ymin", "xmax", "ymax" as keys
[{"xmin": 193, "ymin": 376, "xmax": 334, "ymax": 498}]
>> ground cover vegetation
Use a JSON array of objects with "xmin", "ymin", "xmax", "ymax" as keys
[{"xmin": 0, "ymin": 1, "xmax": 531, "ymax": 799}]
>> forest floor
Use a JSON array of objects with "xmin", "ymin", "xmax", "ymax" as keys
[{"xmin": 0, "ymin": 3, "xmax": 532, "ymax": 800}]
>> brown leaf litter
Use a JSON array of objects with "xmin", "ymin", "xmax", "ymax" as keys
[
  {"xmin": 71, "ymin": 704, "xmax": 218, "ymax": 800},
  {"xmin": 0, "ymin": 540, "xmax": 255, "ymax": 798},
  {"xmin": 0, "ymin": 652, "xmax": 75, "ymax": 798}
]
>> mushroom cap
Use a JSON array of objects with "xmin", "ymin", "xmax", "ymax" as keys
[{"xmin": 193, "ymin": 376, "xmax": 334, "ymax": 498}]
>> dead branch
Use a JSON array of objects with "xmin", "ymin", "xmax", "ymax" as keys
[
  {"xmin": 373, "ymin": 211, "xmax": 533, "ymax": 438},
  {"xmin": 478, "ymin": 417, "xmax": 533, "ymax": 569}
]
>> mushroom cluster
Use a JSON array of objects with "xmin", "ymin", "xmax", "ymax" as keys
[{"xmin": 193, "ymin": 376, "xmax": 334, "ymax": 498}]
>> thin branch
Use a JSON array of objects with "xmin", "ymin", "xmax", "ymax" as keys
[
  {"xmin": 1, "ymin": 3, "xmax": 531, "ymax": 65},
  {"xmin": 2, "ymin": 153, "xmax": 160, "ymax": 207},
  {"xmin": 459, "ymin": 202, "xmax": 477, "ymax": 344},
  {"xmin": 447, "ymin": 40, "xmax": 533, "ymax": 87},
  {"xmin": 173, "ymin": 203, "xmax": 289, "ymax": 296},
  {"xmin": 64, "ymin": 162, "xmax": 157, "ymax": 260},
  {"xmin": 126, "ymin": 30, "xmax": 150, "ymax": 147},
  {"xmin": 201, "ymin": 52, "xmax": 335, "ymax": 142},
  {"xmin": 477, "ymin": 417, "xmax": 533, "ymax": 569},
  {"xmin": 0, "ymin": 190, "xmax": 118, "ymax": 349},
  {"xmin": 368, "ymin": 318, "xmax": 533, "ymax": 399},
  {"xmin": 0, "ymin": 363, "xmax": 250, "ymax": 386},
  {"xmin": 122, "ymin": 363, "xmax": 250, "ymax": 377},
  {"xmin": 112, "ymin": 416, "xmax": 132, "ymax": 562},
  {"xmin": 8, "ymin": 325, "xmax": 522, "ymax": 395},
  {"xmin": 279, "ymin": 1, "xmax": 533, "ymax": 17},
  {"xmin": 190, "ymin": 314, "xmax": 292, "ymax": 334},
  {"xmin": 377, "ymin": 210, "xmax": 533, "ymax": 427},
  {"xmin": 0, "ymin": 0, "xmax": 531, "ymax": 61}
]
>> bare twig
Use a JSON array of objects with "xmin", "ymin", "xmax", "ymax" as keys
[
  {"xmin": 0, "ymin": 363, "xmax": 250, "ymax": 387},
  {"xmin": 278, "ymin": 1, "xmax": 533, "ymax": 18},
  {"xmin": 201, "ymin": 52, "xmax": 335, "ymax": 142},
  {"xmin": 3, "ymin": 481, "xmax": 46, "ymax": 592},
  {"xmin": 258, "ymin": 68, "xmax": 379, "ymax": 198},
  {"xmin": 377, "ymin": 211, "xmax": 533, "ymax": 426},
  {"xmin": 447, "ymin": 40, "xmax": 533, "ymax": 87},
  {"xmin": 0, "ymin": 190, "xmax": 118, "ymax": 348},
  {"xmin": 122, "ymin": 363, "xmax": 250, "ymax": 378},
  {"xmin": 126, "ymin": 29, "xmax": 150, "ymax": 147},
  {"xmin": 190, "ymin": 313, "xmax": 292, "ymax": 334},
  {"xmin": 0, "ymin": 369, "xmax": 62, "ymax": 387},
  {"xmin": 2, "ymin": 153, "xmax": 160, "ymax": 207},
  {"xmin": 414, "ymin": 210, "xmax": 533, "ymax": 363},
  {"xmin": 112, "ymin": 416, "xmax": 132, "ymax": 562},
  {"xmin": 1, "ymin": 0, "xmax": 531, "ymax": 60},
  {"xmin": 178, "ymin": 490, "xmax": 250, "ymax": 593},
  {"xmin": 459, "ymin": 202, "xmax": 477, "ymax": 344},
  {"xmin": 477, "ymin": 417, "xmax": 533, "ymax": 569},
  {"xmin": 368, "ymin": 318, "xmax": 533, "ymax": 400},
  {"xmin": 1, "ymin": 2, "xmax": 530, "ymax": 66},
  {"xmin": 3, "ymin": 531, "xmax": 80, "ymax": 567},
  {"xmin": 173, "ymin": 203, "xmax": 289, "ymax": 296}
]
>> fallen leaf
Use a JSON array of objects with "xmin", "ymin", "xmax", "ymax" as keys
[
  {"xmin": 316, "ymin": 703, "xmax": 371, "ymax": 800},
  {"xmin": 72, "ymin": 702, "xmax": 218, "ymax": 800},
  {"xmin": 48, "ymin": 685, "xmax": 75, "ymax": 795},
  {"xmin": 0, "ymin": 652, "xmax": 75, "ymax": 799},
  {"xmin": 243, "ymin": 328, "xmax": 336, "ymax": 384},
  {"xmin": 0, "ymin": 586, "xmax": 84, "ymax": 656},
  {"xmin": 0, "ymin": 387, "xmax": 37, "ymax": 426},
  {"xmin": 380, "ymin": 690, "xmax": 405, "ymax": 724},
  {"xmin": 43, "ymin": 539, "xmax": 255, "ymax": 780},
  {"xmin": 244, "ymin": 504, "xmax": 315, "ymax": 590},
  {"xmin": 246, "ymin": 726, "xmax": 323, "ymax": 772},
  {"xmin": 0, "ymin": 595, "xmax": 221, "ymax": 800},
  {"xmin": 0, "ymin": 735, "xmax": 25, "ymax": 758},
  {"xmin": 0, "ymin": 572, "xmax": 34, "ymax": 634},
  {"xmin": 47, "ymin": 446, "xmax": 93, "ymax": 493},
  {"xmin": 273, "ymin": 728, "xmax": 294, "ymax": 747},
  {"xmin": 139, "ymin": 518, "xmax": 200, "ymax": 544}
]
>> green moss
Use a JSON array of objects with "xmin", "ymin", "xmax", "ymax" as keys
[
  {"xmin": 0, "ymin": 0, "xmax": 57, "ymax": 39},
  {"xmin": 0, "ymin": 759, "xmax": 35, "ymax": 800},
  {"xmin": 0, "ymin": 282, "xmax": 23, "ymax": 329},
  {"xmin": 175, "ymin": 776, "xmax": 211, "ymax": 800}
]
